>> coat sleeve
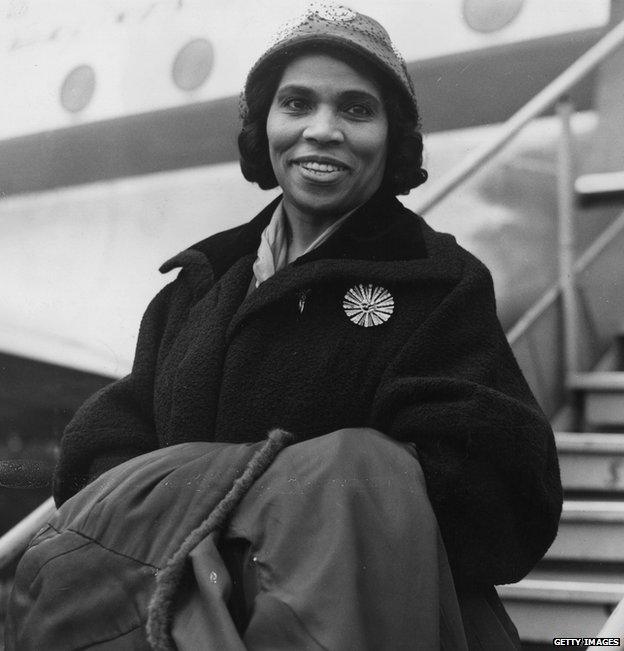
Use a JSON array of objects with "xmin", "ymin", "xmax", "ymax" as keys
[
  {"xmin": 371, "ymin": 253, "xmax": 563, "ymax": 587},
  {"xmin": 53, "ymin": 275, "xmax": 193, "ymax": 506}
]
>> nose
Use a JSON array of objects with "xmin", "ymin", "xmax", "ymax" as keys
[{"xmin": 302, "ymin": 107, "xmax": 344, "ymax": 144}]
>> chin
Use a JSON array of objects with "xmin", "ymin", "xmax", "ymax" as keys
[
  {"xmin": 294, "ymin": 186, "xmax": 360, "ymax": 216},
  {"xmin": 298, "ymin": 196, "xmax": 351, "ymax": 218}
]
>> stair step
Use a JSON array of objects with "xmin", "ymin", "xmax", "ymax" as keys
[
  {"xmin": 500, "ymin": 578, "xmax": 624, "ymax": 603},
  {"xmin": 569, "ymin": 372, "xmax": 624, "ymax": 391},
  {"xmin": 556, "ymin": 433, "xmax": 624, "ymax": 491},
  {"xmin": 557, "ymin": 432, "xmax": 624, "ymax": 453},
  {"xmin": 575, "ymin": 170, "xmax": 624, "ymax": 207},
  {"xmin": 529, "ymin": 566, "xmax": 624, "ymax": 585},
  {"xmin": 547, "ymin": 501, "xmax": 624, "ymax": 562},
  {"xmin": 499, "ymin": 578, "xmax": 624, "ymax": 643},
  {"xmin": 568, "ymin": 373, "xmax": 624, "ymax": 427}
]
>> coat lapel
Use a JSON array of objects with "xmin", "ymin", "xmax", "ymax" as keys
[
  {"xmin": 162, "ymin": 188, "xmax": 465, "ymax": 350},
  {"xmin": 224, "ymin": 190, "xmax": 463, "ymax": 340}
]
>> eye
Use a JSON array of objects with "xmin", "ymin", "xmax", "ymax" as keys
[
  {"xmin": 281, "ymin": 97, "xmax": 310, "ymax": 112},
  {"xmin": 343, "ymin": 103, "xmax": 374, "ymax": 118}
]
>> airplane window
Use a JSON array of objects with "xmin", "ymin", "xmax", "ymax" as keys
[
  {"xmin": 60, "ymin": 64, "xmax": 96, "ymax": 113},
  {"xmin": 462, "ymin": 0, "xmax": 524, "ymax": 33},
  {"xmin": 171, "ymin": 38, "xmax": 214, "ymax": 92}
]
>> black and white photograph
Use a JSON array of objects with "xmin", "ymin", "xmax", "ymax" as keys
[{"xmin": 1, "ymin": 1, "xmax": 623, "ymax": 648}]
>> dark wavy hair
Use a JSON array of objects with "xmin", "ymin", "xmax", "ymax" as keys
[{"xmin": 238, "ymin": 43, "xmax": 428, "ymax": 195}]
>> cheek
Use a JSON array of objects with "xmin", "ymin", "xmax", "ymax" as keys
[
  {"xmin": 265, "ymin": 112, "xmax": 279, "ymax": 159},
  {"xmin": 361, "ymin": 126, "xmax": 388, "ymax": 171},
  {"xmin": 266, "ymin": 110, "xmax": 295, "ymax": 158},
  {"xmin": 266, "ymin": 107, "xmax": 286, "ymax": 159}
]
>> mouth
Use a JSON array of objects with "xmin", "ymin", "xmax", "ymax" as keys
[{"xmin": 291, "ymin": 156, "xmax": 350, "ymax": 179}]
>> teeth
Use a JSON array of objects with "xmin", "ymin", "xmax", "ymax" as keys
[{"xmin": 298, "ymin": 161, "xmax": 345, "ymax": 173}]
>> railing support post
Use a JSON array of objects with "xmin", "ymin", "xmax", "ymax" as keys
[
  {"xmin": 556, "ymin": 97, "xmax": 578, "ymax": 381},
  {"xmin": 0, "ymin": 496, "xmax": 55, "ymax": 571}
]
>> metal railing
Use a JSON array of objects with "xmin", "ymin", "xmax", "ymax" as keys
[
  {"xmin": 0, "ymin": 497, "xmax": 55, "ymax": 571},
  {"xmin": 411, "ymin": 17, "xmax": 624, "ymax": 217},
  {"xmin": 412, "ymin": 15, "xmax": 624, "ymax": 382},
  {"xmin": 2, "ymin": 13, "xmax": 624, "ymax": 634}
]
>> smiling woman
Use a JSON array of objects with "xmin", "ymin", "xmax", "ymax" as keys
[
  {"xmin": 265, "ymin": 54, "xmax": 388, "ymax": 256},
  {"xmin": 6, "ymin": 4, "xmax": 561, "ymax": 651}
]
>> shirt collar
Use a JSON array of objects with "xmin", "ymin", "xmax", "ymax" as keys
[
  {"xmin": 252, "ymin": 199, "xmax": 357, "ymax": 289},
  {"xmin": 161, "ymin": 186, "xmax": 429, "ymax": 283}
]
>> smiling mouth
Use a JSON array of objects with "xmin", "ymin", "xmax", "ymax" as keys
[{"xmin": 294, "ymin": 160, "xmax": 349, "ymax": 175}]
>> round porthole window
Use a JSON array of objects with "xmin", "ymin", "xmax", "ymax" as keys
[
  {"xmin": 60, "ymin": 64, "xmax": 96, "ymax": 113},
  {"xmin": 172, "ymin": 38, "xmax": 214, "ymax": 91},
  {"xmin": 462, "ymin": 0, "xmax": 524, "ymax": 33}
]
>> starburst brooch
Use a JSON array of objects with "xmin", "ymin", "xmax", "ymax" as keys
[{"xmin": 343, "ymin": 284, "xmax": 394, "ymax": 327}]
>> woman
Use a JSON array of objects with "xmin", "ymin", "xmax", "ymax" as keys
[{"xmin": 7, "ymin": 5, "xmax": 562, "ymax": 650}]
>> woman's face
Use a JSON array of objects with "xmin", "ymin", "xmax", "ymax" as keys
[{"xmin": 266, "ymin": 53, "xmax": 388, "ymax": 224}]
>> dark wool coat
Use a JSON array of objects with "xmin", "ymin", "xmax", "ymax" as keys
[{"xmin": 53, "ymin": 188, "xmax": 562, "ymax": 588}]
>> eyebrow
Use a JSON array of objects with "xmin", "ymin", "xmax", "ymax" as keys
[{"xmin": 275, "ymin": 84, "xmax": 383, "ymax": 107}]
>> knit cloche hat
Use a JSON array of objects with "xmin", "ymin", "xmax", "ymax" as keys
[{"xmin": 242, "ymin": 3, "xmax": 417, "ymax": 116}]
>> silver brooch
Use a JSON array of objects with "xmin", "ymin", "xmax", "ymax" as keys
[{"xmin": 343, "ymin": 284, "xmax": 394, "ymax": 327}]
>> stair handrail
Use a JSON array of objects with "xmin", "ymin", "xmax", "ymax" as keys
[
  {"xmin": 412, "ymin": 16, "xmax": 624, "ymax": 215},
  {"xmin": 0, "ymin": 497, "xmax": 55, "ymax": 571}
]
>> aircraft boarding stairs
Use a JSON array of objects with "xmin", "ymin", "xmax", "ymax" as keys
[{"xmin": 498, "ymin": 174, "xmax": 624, "ymax": 647}]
